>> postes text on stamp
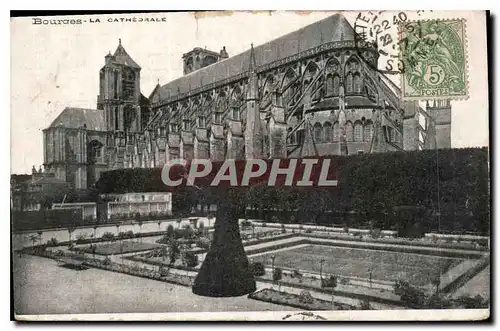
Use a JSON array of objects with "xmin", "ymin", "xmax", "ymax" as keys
[{"xmin": 400, "ymin": 19, "xmax": 468, "ymax": 100}]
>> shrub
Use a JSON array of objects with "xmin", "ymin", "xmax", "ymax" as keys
[
  {"xmin": 343, "ymin": 226, "xmax": 349, "ymax": 233},
  {"xmin": 321, "ymin": 274, "xmax": 338, "ymax": 288},
  {"xmin": 47, "ymin": 237, "xmax": 58, "ymax": 246},
  {"xmin": 241, "ymin": 219, "xmax": 252, "ymax": 229},
  {"xmin": 262, "ymin": 223, "xmax": 267, "ymax": 227},
  {"xmin": 159, "ymin": 266, "xmax": 169, "ymax": 277},
  {"xmin": 304, "ymin": 228, "xmax": 313, "ymax": 234},
  {"xmin": 75, "ymin": 233, "xmax": 87, "ymax": 244},
  {"xmin": 370, "ymin": 229, "xmax": 381, "ymax": 239},
  {"xmin": 103, "ymin": 257, "xmax": 112, "ymax": 265},
  {"xmin": 298, "ymin": 291, "xmax": 314, "ymax": 304},
  {"xmin": 359, "ymin": 300, "xmax": 371, "ymax": 310},
  {"xmin": 281, "ymin": 224, "xmax": 286, "ymax": 233},
  {"xmin": 250, "ymin": 262, "xmax": 266, "ymax": 276},
  {"xmin": 273, "ymin": 267, "xmax": 283, "ymax": 281},
  {"xmin": 54, "ymin": 249, "xmax": 65, "ymax": 257},
  {"xmin": 339, "ymin": 277, "xmax": 350, "ymax": 285},
  {"xmin": 183, "ymin": 251, "xmax": 199, "ymax": 268},
  {"xmin": 454, "ymin": 295, "xmax": 488, "ymax": 309},
  {"xmin": 292, "ymin": 269, "xmax": 303, "ymax": 279},
  {"xmin": 166, "ymin": 224, "xmax": 175, "ymax": 238},
  {"xmin": 394, "ymin": 280, "xmax": 426, "ymax": 308},
  {"xmin": 195, "ymin": 237, "xmax": 211, "ymax": 250},
  {"xmin": 101, "ymin": 232, "xmax": 115, "ymax": 241},
  {"xmin": 117, "ymin": 231, "xmax": 128, "ymax": 239},
  {"xmin": 169, "ymin": 240, "xmax": 181, "ymax": 264}
]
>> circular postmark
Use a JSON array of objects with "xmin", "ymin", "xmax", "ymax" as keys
[
  {"xmin": 353, "ymin": 11, "xmax": 434, "ymax": 76},
  {"xmin": 353, "ymin": 11, "xmax": 409, "ymax": 75}
]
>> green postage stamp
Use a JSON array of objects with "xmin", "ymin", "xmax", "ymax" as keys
[{"xmin": 400, "ymin": 19, "xmax": 468, "ymax": 100}]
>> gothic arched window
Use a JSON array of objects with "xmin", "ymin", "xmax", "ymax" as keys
[
  {"xmin": 391, "ymin": 127, "xmax": 397, "ymax": 142},
  {"xmin": 353, "ymin": 73, "xmax": 362, "ymax": 93},
  {"xmin": 296, "ymin": 129, "xmax": 305, "ymax": 145},
  {"xmin": 345, "ymin": 58, "xmax": 361, "ymax": 94},
  {"xmin": 333, "ymin": 122, "xmax": 340, "ymax": 142},
  {"xmin": 345, "ymin": 73, "xmax": 353, "ymax": 94},
  {"xmin": 314, "ymin": 122, "xmax": 323, "ymax": 143},
  {"xmin": 282, "ymin": 69, "xmax": 297, "ymax": 107},
  {"xmin": 333, "ymin": 75, "xmax": 340, "ymax": 96},
  {"xmin": 324, "ymin": 122, "xmax": 332, "ymax": 142},
  {"xmin": 345, "ymin": 121, "xmax": 353, "ymax": 142},
  {"xmin": 326, "ymin": 74, "xmax": 334, "ymax": 97},
  {"xmin": 354, "ymin": 121, "xmax": 363, "ymax": 142},
  {"xmin": 364, "ymin": 120, "xmax": 373, "ymax": 142},
  {"xmin": 287, "ymin": 128, "xmax": 296, "ymax": 145}
]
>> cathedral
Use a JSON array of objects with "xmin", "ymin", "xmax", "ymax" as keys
[{"xmin": 42, "ymin": 14, "xmax": 451, "ymax": 189}]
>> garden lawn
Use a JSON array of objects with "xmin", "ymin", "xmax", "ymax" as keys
[
  {"xmin": 256, "ymin": 244, "xmax": 467, "ymax": 286},
  {"xmin": 78, "ymin": 241, "xmax": 160, "ymax": 255}
]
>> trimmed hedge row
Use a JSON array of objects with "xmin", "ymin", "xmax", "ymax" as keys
[
  {"xmin": 304, "ymin": 232, "xmax": 489, "ymax": 253},
  {"xmin": 96, "ymin": 148, "xmax": 490, "ymax": 236}
]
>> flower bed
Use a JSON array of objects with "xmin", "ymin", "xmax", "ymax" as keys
[
  {"xmin": 248, "ymin": 288, "xmax": 354, "ymax": 311},
  {"xmin": 304, "ymin": 232, "xmax": 487, "ymax": 255},
  {"xmin": 126, "ymin": 254, "xmax": 198, "ymax": 272},
  {"xmin": 72, "ymin": 241, "xmax": 160, "ymax": 255},
  {"xmin": 83, "ymin": 259, "xmax": 194, "ymax": 287},
  {"xmin": 25, "ymin": 247, "xmax": 195, "ymax": 287}
]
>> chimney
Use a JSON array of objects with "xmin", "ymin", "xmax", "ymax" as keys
[{"xmin": 220, "ymin": 46, "xmax": 229, "ymax": 59}]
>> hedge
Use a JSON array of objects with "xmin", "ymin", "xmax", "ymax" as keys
[{"xmin": 95, "ymin": 148, "xmax": 489, "ymax": 236}]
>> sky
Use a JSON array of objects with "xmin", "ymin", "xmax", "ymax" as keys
[{"xmin": 10, "ymin": 11, "xmax": 489, "ymax": 174}]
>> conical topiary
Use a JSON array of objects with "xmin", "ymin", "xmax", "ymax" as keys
[{"xmin": 192, "ymin": 190, "xmax": 256, "ymax": 297}]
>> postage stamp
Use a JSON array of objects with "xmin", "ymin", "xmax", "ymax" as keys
[{"xmin": 400, "ymin": 19, "xmax": 468, "ymax": 100}]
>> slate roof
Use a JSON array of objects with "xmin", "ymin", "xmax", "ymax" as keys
[
  {"xmin": 156, "ymin": 14, "xmax": 355, "ymax": 100},
  {"xmin": 111, "ymin": 41, "xmax": 141, "ymax": 69},
  {"xmin": 48, "ymin": 107, "xmax": 106, "ymax": 131}
]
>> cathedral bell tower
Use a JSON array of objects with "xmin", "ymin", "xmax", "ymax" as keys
[{"xmin": 97, "ymin": 39, "xmax": 142, "ymax": 142}]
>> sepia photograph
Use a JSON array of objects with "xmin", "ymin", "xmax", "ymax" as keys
[{"xmin": 10, "ymin": 10, "xmax": 490, "ymax": 321}]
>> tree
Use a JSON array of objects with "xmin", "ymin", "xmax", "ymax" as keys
[
  {"xmin": 137, "ymin": 220, "xmax": 144, "ymax": 243},
  {"xmin": 29, "ymin": 234, "xmax": 38, "ymax": 248},
  {"xmin": 273, "ymin": 267, "xmax": 283, "ymax": 281},
  {"xmin": 166, "ymin": 224, "xmax": 175, "ymax": 239},
  {"xmin": 321, "ymin": 274, "xmax": 338, "ymax": 289},
  {"xmin": 169, "ymin": 239, "xmax": 180, "ymax": 265},
  {"xmin": 250, "ymin": 262, "xmax": 266, "ymax": 276},
  {"xmin": 67, "ymin": 226, "xmax": 74, "ymax": 246},
  {"xmin": 183, "ymin": 251, "xmax": 198, "ymax": 268},
  {"xmin": 432, "ymin": 275, "xmax": 441, "ymax": 296},
  {"xmin": 47, "ymin": 237, "xmax": 58, "ymax": 247},
  {"xmin": 37, "ymin": 231, "xmax": 43, "ymax": 246}
]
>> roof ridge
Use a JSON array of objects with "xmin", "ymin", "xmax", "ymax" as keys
[{"xmin": 154, "ymin": 13, "xmax": 355, "ymax": 102}]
